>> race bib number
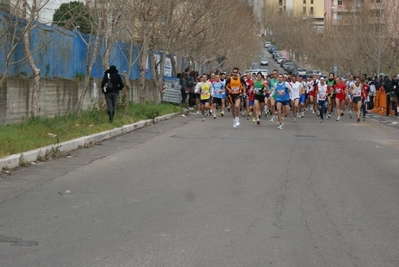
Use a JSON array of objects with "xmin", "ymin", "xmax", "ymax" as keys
[
  {"xmin": 277, "ymin": 90, "xmax": 286, "ymax": 96},
  {"xmin": 319, "ymin": 94, "xmax": 326, "ymax": 100},
  {"xmin": 232, "ymin": 87, "xmax": 239, "ymax": 93},
  {"xmin": 201, "ymin": 91, "xmax": 209, "ymax": 95}
]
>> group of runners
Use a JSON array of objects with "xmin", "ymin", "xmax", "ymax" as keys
[{"xmin": 192, "ymin": 68, "xmax": 369, "ymax": 129}]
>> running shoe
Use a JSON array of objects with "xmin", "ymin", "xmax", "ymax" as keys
[
  {"xmin": 320, "ymin": 119, "xmax": 323, "ymax": 123},
  {"xmin": 252, "ymin": 117, "xmax": 256, "ymax": 123},
  {"xmin": 341, "ymin": 112, "xmax": 344, "ymax": 116},
  {"xmin": 350, "ymin": 114, "xmax": 352, "ymax": 119},
  {"xmin": 236, "ymin": 120, "xmax": 240, "ymax": 127},
  {"xmin": 196, "ymin": 111, "xmax": 200, "ymax": 115},
  {"xmin": 277, "ymin": 124, "xmax": 283, "ymax": 130},
  {"xmin": 227, "ymin": 107, "xmax": 230, "ymax": 112},
  {"xmin": 221, "ymin": 111, "xmax": 224, "ymax": 117},
  {"xmin": 202, "ymin": 117, "xmax": 206, "ymax": 122},
  {"xmin": 301, "ymin": 111, "xmax": 304, "ymax": 118},
  {"xmin": 257, "ymin": 119, "xmax": 260, "ymax": 125},
  {"xmin": 270, "ymin": 117, "xmax": 274, "ymax": 122},
  {"xmin": 293, "ymin": 117, "xmax": 297, "ymax": 121},
  {"xmin": 246, "ymin": 116, "xmax": 250, "ymax": 120},
  {"xmin": 336, "ymin": 116, "xmax": 341, "ymax": 121},
  {"xmin": 233, "ymin": 119, "xmax": 237, "ymax": 128},
  {"xmin": 363, "ymin": 117, "xmax": 365, "ymax": 121},
  {"xmin": 213, "ymin": 115, "xmax": 216, "ymax": 119},
  {"xmin": 327, "ymin": 114, "xmax": 331, "ymax": 119},
  {"xmin": 357, "ymin": 117, "xmax": 360, "ymax": 122}
]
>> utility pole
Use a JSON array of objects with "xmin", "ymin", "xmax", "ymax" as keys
[{"xmin": 377, "ymin": 0, "xmax": 382, "ymax": 76}]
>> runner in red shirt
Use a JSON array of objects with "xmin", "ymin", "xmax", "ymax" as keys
[
  {"xmin": 245, "ymin": 73, "xmax": 254, "ymax": 120},
  {"xmin": 333, "ymin": 77, "xmax": 347, "ymax": 121},
  {"xmin": 361, "ymin": 78, "xmax": 369, "ymax": 120}
]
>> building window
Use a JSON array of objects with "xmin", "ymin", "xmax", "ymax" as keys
[
  {"xmin": 338, "ymin": 0, "xmax": 343, "ymax": 5},
  {"xmin": 279, "ymin": 0, "xmax": 283, "ymax": 5},
  {"xmin": 310, "ymin": 7, "xmax": 314, "ymax": 15},
  {"xmin": 311, "ymin": 0, "xmax": 314, "ymax": 4},
  {"xmin": 303, "ymin": 7, "xmax": 306, "ymax": 15},
  {"xmin": 303, "ymin": 0, "xmax": 306, "ymax": 4}
]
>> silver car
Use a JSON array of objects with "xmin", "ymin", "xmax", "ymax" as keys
[
  {"xmin": 297, "ymin": 68, "xmax": 307, "ymax": 76},
  {"xmin": 276, "ymin": 57, "xmax": 285, "ymax": 64},
  {"xmin": 260, "ymin": 57, "xmax": 268, "ymax": 66}
]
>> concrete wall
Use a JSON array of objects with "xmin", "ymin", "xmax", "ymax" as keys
[{"xmin": 0, "ymin": 77, "xmax": 161, "ymax": 125}]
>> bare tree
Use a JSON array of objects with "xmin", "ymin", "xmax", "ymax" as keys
[
  {"xmin": 22, "ymin": 0, "xmax": 50, "ymax": 117},
  {"xmin": 0, "ymin": 0, "xmax": 36, "ymax": 87}
]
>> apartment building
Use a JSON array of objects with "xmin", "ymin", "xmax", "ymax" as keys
[
  {"xmin": 265, "ymin": 0, "xmax": 325, "ymax": 30},
  {"xmin": 325, "ymin": 0, "xmax": 381, "ymax": 25}
]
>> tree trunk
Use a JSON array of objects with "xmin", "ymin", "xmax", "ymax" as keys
[
  {"xmin": 139, "ymin": 32, "xmax": 150, "ymax": 104},
  {"xmin": 151, "ymin": 50, "xmax": 165, "ymax": 103},
  {"xmin": 170, "ymin": 53, "xmax": 177, "ymax": 78},
  {"xmin": 23, "ymin": 28, "xmax": 41, "ymax": 117},
  {"xmin": 77, "ymin": 35, "xmax": 100, "ymax": 115}
]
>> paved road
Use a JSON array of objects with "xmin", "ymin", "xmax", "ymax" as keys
[{"xmin": 0, "ymin": 107, "xmax": 398, "ymax": 267}]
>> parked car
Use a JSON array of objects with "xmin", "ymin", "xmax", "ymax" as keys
[
  {"xmin": 260, "ymin": 57, "xmax": 268, "ymax": 66},
  {"xmin": 280, "ymin": 58, "xmax": 288, "ymax": 68},
  {"xmin": 276, "ymin": 57, "xmax": 285, "ymax": 64},
  {"xmin": 306, "ymin": 70, "xmax": 322, "ymax": 76},
  {"xmin": 264, "ymin": 41, "xmax": 271, "ymax": 48},
  {"xmin": 268, "ymin": 45, "xmax": 276, "ymax": 53},
  {"xmin": 273, "ymin": 51, "xmax": 282, "ymax": 60},
  {"xmin": 297, "ymin": 68, "xmax": 307, "ymax": 76},
  {"xmin": 291, "ymin": 68, "xmax": 299, "ymax": 76},
  {"xmin": 283, "ymin": 61, "xmax": 293, "ymax": 70},
  {"xmin": 286, "ymin": 64, "xmax": 298, "ymax": 74},
  {"xmin": 284, "ymin": 64, "xmax": 295, "ymax": 72}
]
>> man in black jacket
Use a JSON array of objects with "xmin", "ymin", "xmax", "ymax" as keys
[
  {"xmin": 101, "ymin": 65, "xmax": 124, "ymax": 122},
  {"xmin": 383, "ymin": 76, "xmax": 397, "ymax": 116}
]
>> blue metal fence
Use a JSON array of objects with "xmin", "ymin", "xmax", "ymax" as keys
[{"xmin": 0, "ymin": 10, "xmax": 177, "ymax": 80}]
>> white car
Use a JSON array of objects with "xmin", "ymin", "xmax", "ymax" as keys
[
  {"xmin": 264, "ymin": 41, "xmax": 271, "ymax": 48},
  {"xmin": 276, "ymin": 57, "xmax": 285, "ymax": 64},
  {"xmin": 260, "ymin": 57, "xmax": 268, "ymax": 66},
  {"xmin": 297, "ymin": 68, "xmax": 307, "ymax": 76}
]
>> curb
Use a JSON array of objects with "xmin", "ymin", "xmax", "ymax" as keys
[{"xmin": 0, "ymin": 112, "xmax": 181, "ymax": 170}]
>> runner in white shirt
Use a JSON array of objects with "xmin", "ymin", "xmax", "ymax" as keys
[
  {"xmin": 349, "ymin": 76, "xmax": 364, "ymax": 122},
  {"xmin": 290, "ymin": 75, "xmax": 301, "ymax": 121},
  {"xmin": 315, "ymin": 77, "xmax": 331, "ymax": 123},
  {"xmin": 346, "ymin": 74, "xmax": 356, "ymax": 118}
]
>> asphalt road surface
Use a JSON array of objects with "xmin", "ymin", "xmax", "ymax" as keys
[{"xmin": 1, "ymin": 107, "xmax": 398, "ymax": 267}]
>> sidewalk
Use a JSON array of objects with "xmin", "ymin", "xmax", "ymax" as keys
[
  {"xmin": 0, "ymin": 113, "xmax": 181, "ymax": 170},
  {"xmin": 367, "ymin": 111, "xmax": 399, "ymax": 129}
]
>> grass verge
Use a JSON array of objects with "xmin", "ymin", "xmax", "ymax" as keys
[{"xmin": 0, "ymin": 102, "xmax": 181, "ymax": 158}]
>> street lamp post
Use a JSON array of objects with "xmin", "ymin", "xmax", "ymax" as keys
[
  {"xmin": 331, "ymin": 6, "xmax": 338, "ymax": 76},
  {"xmin": 377, "ymin": 0, "xmax": 382, "ymax": 76}
]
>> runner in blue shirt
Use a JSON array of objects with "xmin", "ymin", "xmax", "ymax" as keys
[{"xmin": 270, "ymin": 74, "xmax": 293, "ymax": 130}]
